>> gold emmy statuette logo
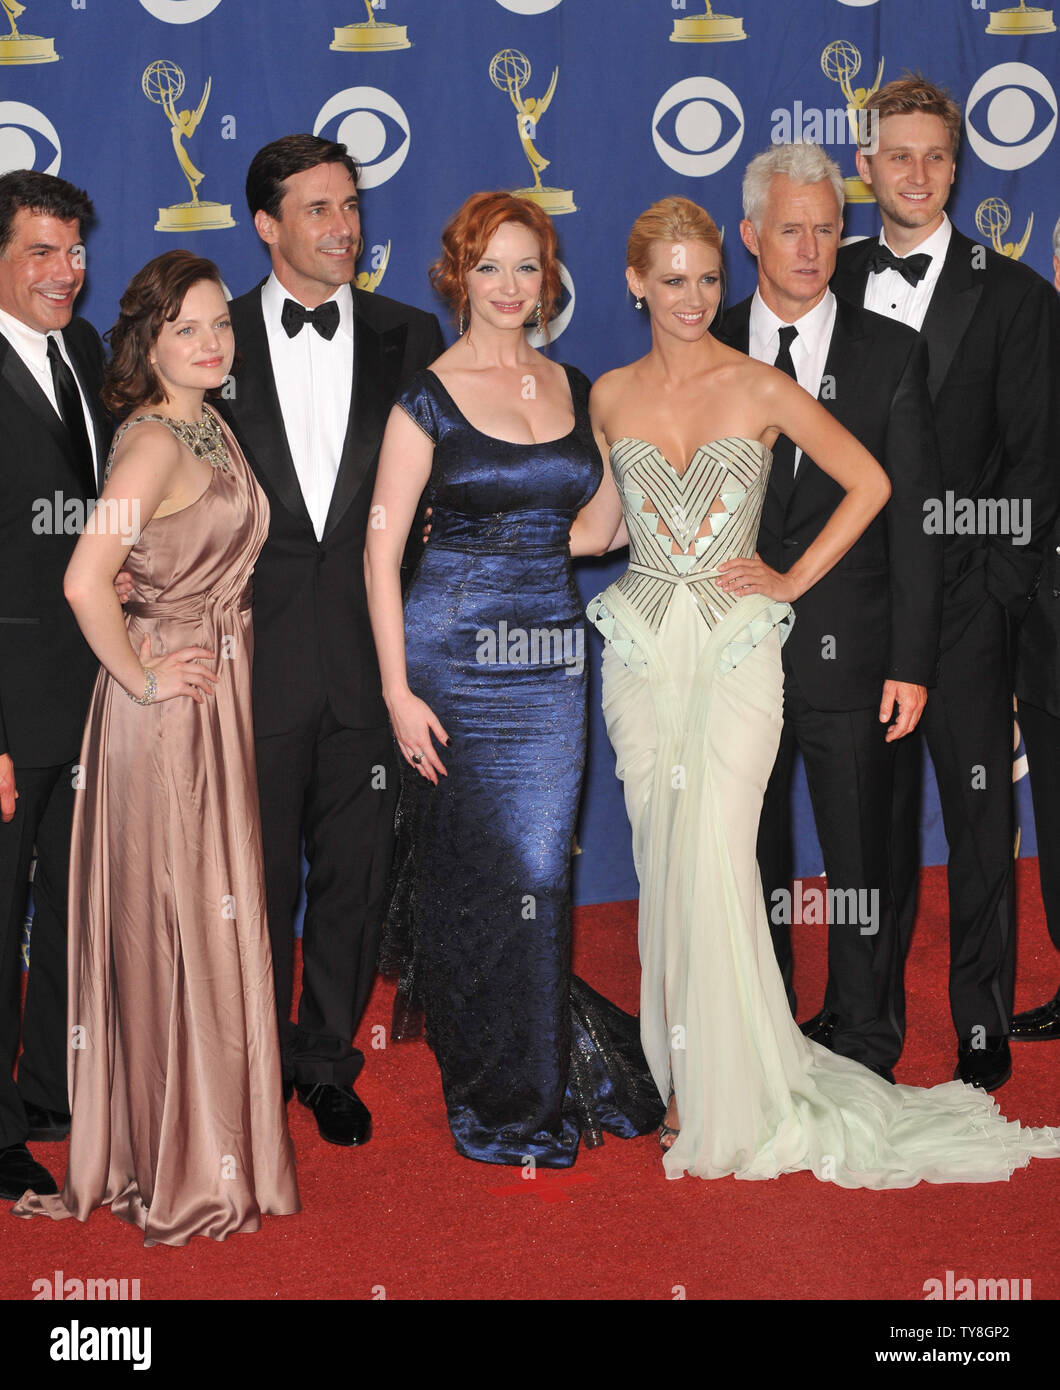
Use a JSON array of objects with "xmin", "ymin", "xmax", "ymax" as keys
[
  {"xmin": 490, "ymin": 48, "xmax": 576, "ymax": 216},
  {"xmin": 143, "ymin": 61, "xmax": 235, "ymax": 232},
  {"xmin": 976, "ymin": 197, "xmax": 1034, "ymax": 259},
  {"xmin": 671, "ymin": 0, "xmax": 746, "ymax": 43},
  {"xmin": 821, "ymin": 40, "xmax": 883, "ymax": 205},
  {"xmin": 0, "ymin": 0, "xmax": 59, "ymax": 64},
  {"xmin": 332, "ymin": 0, "xmax": 411, "ymax": 51},
  {"xmin": 356, "ymin": 239, "xmax": 390, "ymax": 292},
  {"xmin": 987, "ymin": 0, "xmax": 1056, "ymax": 33}
]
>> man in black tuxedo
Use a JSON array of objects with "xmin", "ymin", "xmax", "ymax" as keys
[
  {"xmin": 716, "ymin": 141, "xmax": 941, "ymax": 1079},
  {"xmin": 220, "ymin": 135, "xmax": 443, "ymax": 1146},
  {"xmin": 833, "ymin": 77, "xmax": 1060, "ymax": 1089},
  {"xmin": 1011, "ymin": 243, "xmax": 1060, "ymax": 1042},
  {"xmin": 0, "ymin": 170, "xmax": 107, "ymax": 1199}
]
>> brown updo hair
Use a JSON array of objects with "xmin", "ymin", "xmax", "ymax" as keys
[
  {"xmin": 627, "ymin": 197, "xmax": 725, "ymax": 295},
  {"xmin": 429, "ymin": 191, "xmax": 561, "ymax": 333},
  {"xmin": 102, "ymin": 250, "xmax": 229, "ymax": 415}
]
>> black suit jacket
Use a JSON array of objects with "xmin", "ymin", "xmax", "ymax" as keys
[
  {"xmin": 833, "ymin": 229, "xmax": 1060, "ymax": 655},
  {"xmin": 716, "ymin": 293, "xmax": 941, "ymax": 711},
  {"xmin": 219, "ymin": 283, "xmax": 444, "ymax": 737},
  {"xmin": 0, "ymin": 316, "xmax": 108, "ymax": 766}
]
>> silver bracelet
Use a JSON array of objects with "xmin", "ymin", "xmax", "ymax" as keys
[{"xmin": 126, "ymin": 668, "xmax": 158, "ymax": 706}]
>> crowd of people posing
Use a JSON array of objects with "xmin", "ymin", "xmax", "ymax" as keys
[{"xmin": 1, "ymin": 74, "xmax": 1058, "ymax": 1247}]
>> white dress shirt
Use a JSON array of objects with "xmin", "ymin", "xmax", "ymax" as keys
[
  {"xmin": 0, "ymin": 305, "xmax": 98, "ymax": 476},
  {"xmin": 748, "ymin": 288, "xmax": 837, "ymax": 476},
  {"xmin": 862, "ymin": 213, "xmax": 952, "ymax": 332},
  {"xmin": 261, "ymin": 273, "xmax": 354, "ymax": 541}
]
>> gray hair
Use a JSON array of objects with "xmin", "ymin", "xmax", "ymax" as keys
[
  {"xmin": 1053, "ymin": 215, "xmax": 1060, "ymax": 259},
  {"xmin": 742, "ymin": 143, "xmax": 845, "ymax": 229}
]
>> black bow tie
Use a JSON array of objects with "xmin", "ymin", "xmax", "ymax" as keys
[
  {"xmin": 280, "ymin": 298, "xmax": 340, "ymax": 340},
  {"xmin": 866, "ymin": 244, "xmax": 932, "ymax": 286}
]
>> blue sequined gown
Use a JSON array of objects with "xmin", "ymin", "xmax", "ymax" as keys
[{"xmin": 383, "ymin": 367, "xmax": 662, "ymax": 1166}]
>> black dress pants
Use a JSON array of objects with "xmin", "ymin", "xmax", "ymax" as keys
[
  {"xmin": 256, "ymin": 705, "xmax": 398, "ymax": 1087},
  {"xmin": 1016, "ymin": 697, "xmax": 1060, "ymax": 956},
  {"xmin": 757, "ymin": 668, "xmax": 903, "ymax": 1071},
  {"xmin": 891, "ymin": 600, "xmax": 1015, "ymax": 1041},
  {"xmin": 0, "ymin": 762, "xmax": 76, "ymax": 1148}
]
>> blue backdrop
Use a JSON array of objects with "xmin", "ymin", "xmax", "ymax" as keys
[{"xmin": 6, "ymin": 0, "xmax": 1056, "ymax": 906}]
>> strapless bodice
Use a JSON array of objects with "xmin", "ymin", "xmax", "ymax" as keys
[{"xmin": 588, "ymin": 436, "xmax": 792, "ymax": 673}]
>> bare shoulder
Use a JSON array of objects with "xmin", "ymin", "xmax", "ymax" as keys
[
  {"xmin": 109, "ymin": 418, "xmax": 183, "ymax": 474},
  {"xmin": 590, "ymin": 362, "xmax": 638, "ymax": 412}
]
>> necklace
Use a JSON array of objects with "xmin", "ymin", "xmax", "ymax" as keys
[
  {"xmin": 105, "ymin": 408, "xmax": 232, "ymax": 483},
  {"xmin": 158, "ymin": 409, "xmax": 231, "ymax": 473}
]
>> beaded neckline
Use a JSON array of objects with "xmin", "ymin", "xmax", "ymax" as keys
[{"xmin": 107, "ymin": 408, "xmax": 230, "ymax": 480}]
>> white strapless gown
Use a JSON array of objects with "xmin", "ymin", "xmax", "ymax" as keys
[{"xmin": 589, "ymin": 436, "xmax": 1060, "ymax": 1185}]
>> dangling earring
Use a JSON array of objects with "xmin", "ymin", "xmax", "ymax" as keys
[
  {"xmin": 533, "ymin": 300, "xmax": 543, "ymax": 329},
  {"xmin": 634, "ymin": 297, "xmax": 643, "ymax": 311},
  {"xmin": 458, "ymin": 308, "xmax": 467, "ymax": 335}
]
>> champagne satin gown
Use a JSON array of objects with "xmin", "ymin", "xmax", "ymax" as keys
[
  {"xmin": 13, "ymin": 408, "xmax": 299, "ymax": 1244},
  {"xmin": 590, "ymin": 435, "xmax": 1060, "ymax": 1185}
]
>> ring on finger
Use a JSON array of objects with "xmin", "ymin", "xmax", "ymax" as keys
[{"xmin": 411, "ymin": 752, "xmax": 424, "ymax": 764}]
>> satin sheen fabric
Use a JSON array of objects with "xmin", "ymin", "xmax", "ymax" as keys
[
  {"xmin": 13, "ymin": 409, "xmax": 299, "ymax": 1243},
  {"xmin": 383, "ymin": 367, "xmax": 663, "ymax": 1166},
  {"xmin": 595, "ymin": 437, "xmax": 1060, "ymax": 1185}
]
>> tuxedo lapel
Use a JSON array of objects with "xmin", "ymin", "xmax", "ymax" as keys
[
  {"xmin": 715, "ymin": 297, "xmax": 792, "ymax": 530},
  {"xmin": 715, "ymin": 298, "xmax": 749, "ymax": 353},
  {"xmin": 0, "ymin": 333, "xmax": 92, "ymax": 494},
  {"xmin": 65, "ymin": 332, "xmax": 108, "ymax": 492},
  {"xmin": 918, "ymin": 230, "xmax": 983, "ymax": 402},
  {"xmin": 322, "ymin": 291, "xmax": 407, "ymax": 539},
  {"xmin": 231, "ymin": 288, "xmax": 314, "ymax": 529}
]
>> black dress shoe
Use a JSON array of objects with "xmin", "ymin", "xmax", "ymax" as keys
[
  {"xmin": 0, "ymin": 1143, "xmax": 58, "ymax": 1201},
  {"xmin": 296, "ymin": 1083, "xmax": 372, "ymax": 1146},
  {"xmin": 954, "ymin": 1037, "xmax": 1012, "ymax": 1091},
  {"xmin": 1010, "ymin": 992, "xmax": 1060, "ymax": 1041},
  {"xmin": 24, "ymin": 1104, "xmax": 71, "ymax": 1142},
  {"xmin": 864, "ymin": 1063, "xmax": 896, "ymax": 1084},
  {"xmin": 800, "ymin": 1009, "xmax": 839, "ymax": 1045}
]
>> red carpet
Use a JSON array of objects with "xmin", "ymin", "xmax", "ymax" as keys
[{"xmin": 4, "ymin": 862, "xmax": 1058, "ymax": 1304}]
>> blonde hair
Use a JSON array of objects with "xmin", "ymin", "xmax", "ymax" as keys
[{"xmin": 627, "ymin": 197, "xmax": 723, "ymax": 277}]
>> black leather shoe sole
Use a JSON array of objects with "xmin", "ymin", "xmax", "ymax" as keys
[
  {"xmin": 1009, "ymin": 999, "xmax": 1060, "ymax": 1041},
  {"xmin": 800, "ymin": 1010, "xmax": 838, "ymax": 1045},
  {"xmin": 0, "ymin": 1143, "xmax": 58, "ymax": 1201},
  {"xmin": 953, "ymin": 1041, "xmax": 1012, "ymax": 1092}
]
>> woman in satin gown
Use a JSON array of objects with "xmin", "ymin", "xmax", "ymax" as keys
[
  {"xmin": 365, "ymin": 193, "xmax": 661, "ymax": 1166},
  {"xmin": 572, "ymin": 197, "xmax": 1060, "ymax": 1186},
  {"xmin": 13, "ymin": 251, "xmax": 298, "ymax": 1243}
]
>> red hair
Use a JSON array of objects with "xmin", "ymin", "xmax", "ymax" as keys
[{"xmin": 429, "ymin": 191, "xmax": 561, "ymax": 330}]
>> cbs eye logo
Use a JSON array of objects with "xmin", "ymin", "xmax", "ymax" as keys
[
  {"xmin": 966, "ymin": 63, "xmax": 1056, "ymax": 171},
  {"xmin": 652, "ymin": 78, "xmax": 744, "ymax": 178},
  {"xmin": 495, "ymin": 0, "xmax": 562, "ymax": 10},
  {"xmin": 314, "ymin": 87, "xmax": 410, "ymax": 190},
  {"xmin": 0, "ymin": 103, "xmax": 60, "ymax": 176},
  {"xmin": 137, "ymin": 0, "xmax": 223, "ymax": 20}
]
